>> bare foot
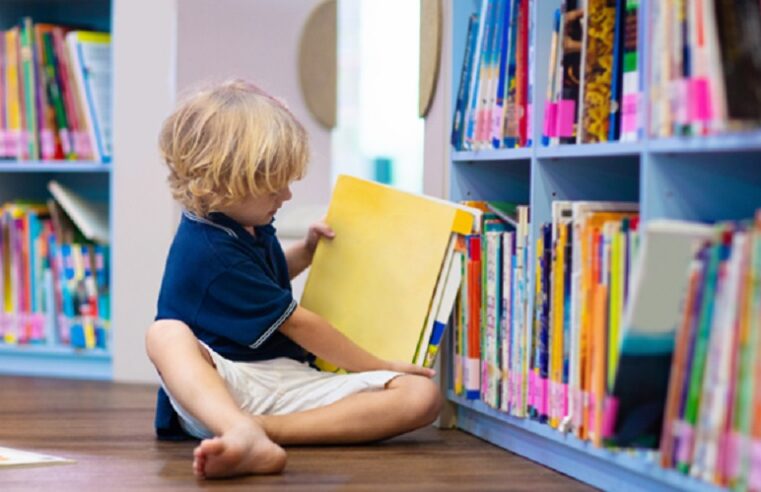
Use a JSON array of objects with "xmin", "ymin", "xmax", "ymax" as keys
[{"xmin": 192, "ymin": 422, "xmax": 287, "ymax": 479}]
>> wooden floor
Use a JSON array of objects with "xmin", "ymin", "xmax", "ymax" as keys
[{"xmin": 0, "ymin": 376, "xmax": 594, "ymax": 491}]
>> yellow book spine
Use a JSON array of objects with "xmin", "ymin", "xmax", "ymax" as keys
[
  {"xmin": 5, "ymin": 29, "xmax": 22, "ymax": 158},
  {"xmin": 607, "ymin": 223, "xmax": 622, "ymax": 389},
  {"xmin": 549, "ymin": 223, "xmax": 566, "ymax": 428}
]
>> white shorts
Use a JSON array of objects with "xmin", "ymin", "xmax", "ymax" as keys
[{"xmin": 164, "ymin": 344, "xmax": 402, "ymax": 439}]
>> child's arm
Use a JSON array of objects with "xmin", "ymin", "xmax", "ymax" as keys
[
  {"xmin": 284, "ymin": 220, "xmax": 334, "ymax": 279},
  {"xmin": 280, "ymin": 306, "xmax": 435, "ymax": 377}
]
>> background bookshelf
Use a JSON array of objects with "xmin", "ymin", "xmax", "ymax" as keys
[
  {"xmin": 446, "ymin": 1, "xmax": 761, "ymax": 491},
  {"xmin": 0, "ymin": 0, "xmax": 112, "ymax": 380}
]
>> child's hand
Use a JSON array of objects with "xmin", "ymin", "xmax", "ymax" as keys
[
  {"xmin": 385, "ymin": 360, "xmax": 436, "ymax": 378},
  {"xmin": 304, "ymin": 219, "xmax": 335, "ymax": 257}
]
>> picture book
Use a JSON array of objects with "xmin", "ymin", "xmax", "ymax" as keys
[{"xmin": 300, "ymin": 175, "xmax": 478, "ymax": 371}]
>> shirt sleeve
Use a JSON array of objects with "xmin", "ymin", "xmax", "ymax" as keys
[{"xmin": 195, "ymin": 261, "xmax": 297, "ymax": 349}]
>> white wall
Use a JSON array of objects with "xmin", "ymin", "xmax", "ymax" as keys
[
  {"xmin": 112, "ymin": 0, "xmax": 179, "ymax": 383},
  {"xmin": 176, "ymin": 0, "xmax": 333, "ymax": 212}
]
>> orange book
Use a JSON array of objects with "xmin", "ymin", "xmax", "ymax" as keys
[{"xmin": 591, "ymin": 283, "xmax": 609, "ymax": 447}]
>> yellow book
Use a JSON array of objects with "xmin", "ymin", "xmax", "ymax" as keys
[
  {"xmin": 301, "ymin": 175, "xmax": 477, "ymax": 371},
  {"xmin": 5, "ymin": 28, "xmax": 23, "ymax": 159}
]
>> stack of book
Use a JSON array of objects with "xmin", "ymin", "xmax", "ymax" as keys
[
  {"xmin": 0, "ymin": 181, "xmax": 110, "ymax": 351},
  {"xmin": 450, "ymin": 0, "xmax": 535, "ymax": 151},
  {"xmin": 0, "ymin": 18, "xmax": 111, "ymax": 162}
]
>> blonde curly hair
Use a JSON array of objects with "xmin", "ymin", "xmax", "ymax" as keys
[{"xmin": 159, "ymin": 80, "xmax": 309, "ymax": 216}]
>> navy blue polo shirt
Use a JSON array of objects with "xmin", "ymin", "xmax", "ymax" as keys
[{"xmin": 153, "ymin": 211, "xmax": 309, "ymax": 439}]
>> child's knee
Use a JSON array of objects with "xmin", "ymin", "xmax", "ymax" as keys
[
  {"xmin": 145, "ymin": 319, "xmax": 193, "ymax": 362},
  {"xmin": 397, "ymin": 376, "xmax": 442, "ymax": 426}
]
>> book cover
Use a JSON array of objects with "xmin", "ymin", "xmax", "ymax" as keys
[
  {"xmin": 579, "ymin": 0, "xmax": 617, "ymax": 143},
  {"xmin": 452, "ymin": 14, "xmax": 479, "ymax": 151},
  {"xmin": 66, "ymin": 31, "xmax": 111, "ymax": 163},
  {"xmin": 301, "ymin": 175, "xmax": 476, "ymax": 370}
]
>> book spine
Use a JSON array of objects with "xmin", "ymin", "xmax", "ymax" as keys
[{"xmin": 452, "ymin": 15, "xmax": 479, "ymax": 151}]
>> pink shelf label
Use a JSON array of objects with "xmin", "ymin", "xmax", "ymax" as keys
[
  {"xmin": 560, "ymin": 383, "xmax": 569, "ymax": 418},
  {"xmin": 538, "ymin": 378, "xmax": 548, "ymax": 415},
  {"xmin": 40, "ymin": 129, "xmax": 56, "ymax": 159},
  {"xmin": 674, "ymin": 420, "xmax": 695, "ymax": 465},
  {"xmin": 622, "ymin": 94, "xmax": 640, "ymax": 133},
  {"xmin": 543, "ymin": 102, "xmax": 557, "ymax": 138},
  {"xmin": 6, "ymin": 130, "xmax": 21, "ymax": 158},
  {"xmin": 556, "ymin": 99, "xmax": 576, "ymax": 138},
  {"xmin": 60, "ymin": 129, "xmax": 72, "ymax": 156},
  {"xmin": 722, "ymin": 431, "xmax": 743, "ymax": 481},
  {"xmin": 601, "ymin": 396, "xmax": 619, "ymax": 438},
  {"xmin": 693, "ymin": 78, "xmax": 711, "ymax": 122},
  {"xmin": 0, "ymin": 130, "xmax": 7, "ymax": 157},
  {"xmin": 750, "ymin": 440, "xmax": 761, "ymax": 489},
  {"xmin": 465, "ymin": 358, "xmax": 480, "ymax": 390}
]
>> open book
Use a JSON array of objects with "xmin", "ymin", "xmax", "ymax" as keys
[
  {"xmin": 0, "ymin": 446, "xmax": 74, "ymax": 468},
  {"xmin": 300, "ymin": 175, "xmax": 480, "ymax": 371}
]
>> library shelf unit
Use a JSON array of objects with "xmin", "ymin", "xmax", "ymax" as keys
[
  {"xmin": 446, "ymin": 1, "xmax": 761, "ymax": 491},
  {"xmin": 0, "ymin": 0, "xmax": 113, "ymax": 381}
]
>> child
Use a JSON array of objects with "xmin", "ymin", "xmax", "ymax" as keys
[{"xmin": 146, "ymin": 80, "xmax": 442, "ymax": 479}]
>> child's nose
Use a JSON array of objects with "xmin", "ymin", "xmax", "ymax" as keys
[{"xmin": 281, "ymin": 187, "xmax": 292, "ymax": 201}]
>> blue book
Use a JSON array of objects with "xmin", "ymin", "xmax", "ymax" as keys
[
  {"xmin": 451, "ymin": 15, "xmax": 479, "ymax": 150},
  {"xmin": 464, "ymin": 0, "xmax": 492, "ymax": 150},
  {"xmin": 608, "ymin": 0, "xmax": 626, "ymax": 141},
  {"xmin": 492, "ymin": 0, "xmax": 513, "ymax": 148}
]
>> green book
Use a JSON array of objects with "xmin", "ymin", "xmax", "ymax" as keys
[
  {"xmin": 20, "ymin": 18, "xmax": 39, "ymax": 160},
  {"xmin": 42, "ymin": 31, "xmax": 72, "ymax": 158},
  {"xmin": 678, "ymin": 230, "xmax": 728, "ymax": 473}
]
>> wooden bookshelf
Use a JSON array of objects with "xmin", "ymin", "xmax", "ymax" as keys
[{"xmin": 446, "ymin": 1, "xmax": 761, "ymax": 491}]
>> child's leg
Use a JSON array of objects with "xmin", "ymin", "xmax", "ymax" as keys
[
  {"xmin": 256, "ymin": 374, "xmax": 443, "ymax": 445},
  {"xmin": 145, "ymin": 320, "xmax": 286, "ymax": 478}
]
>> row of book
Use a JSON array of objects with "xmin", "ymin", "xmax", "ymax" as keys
[
  {"xmin": 0, "ymin": 19, "xmax": 111, "ymax": 162},
  {"xmin": 449, "ymin": 200, "xmax": 761, "ymax": 488},
  {"xmin": 542, "ymin": 0, "xmax": 642, "ymax": 145},
  {"xmin": 659, "ymin": 217, "xmax": 761, "ymax": 489},
  {"xmin": 452, "ymin": 200, "xmax": 532, "ymax": 412},
  {"xmin": 0, "ymin": 184, "xmax": 110, "ymax": 351},
  {"xmin": 455, "ymin": 0, "xmax": 761, "ymax": 150},
  {"xmin": 450, "ymin": 0, "xmax": 535, "ymax": 151},
  {"xmin": 650, "ymin": 0, "xmax": 761, "ymax": 137}
]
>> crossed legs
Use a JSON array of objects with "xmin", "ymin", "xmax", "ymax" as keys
[{"xmin": 145, "ymin": 320, "xmax": 443, "ymax": 478}]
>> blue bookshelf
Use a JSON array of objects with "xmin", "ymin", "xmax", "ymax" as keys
[
  {"xmin": 452, "ymin": 147, "xmax": 533, "ymax": 162},
  {"xmin": 0, "ymin": 344, "xmax": 111, "ymax": 380},
  {"xmin": 446, "ymin": 0, "xmax": 761, "ymax": 490},
  {"xmin": 0, "ymin": 0, "xmax": 113, "ymax": 380},
  {"xmin": 0, "ymin": 162, "xmax": 111, "ymax": 173},
  {"xmin": 450, "ymin": 392, "xmax": 722, "ymax": 492}
]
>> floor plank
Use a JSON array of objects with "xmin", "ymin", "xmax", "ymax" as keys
[{"xmin": 0, "ymin": 377, "xmax": 594, "ymax": 491}]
